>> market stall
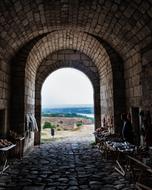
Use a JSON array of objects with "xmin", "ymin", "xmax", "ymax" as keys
[
  {"xmin": 94, "ymin": 127, "xmax": 152, "ymax": 188},
  {"xmin": 9, "ymin": 130, "xmax": 25, "ymax": 159},
  {"xmin": 94, "ymin": 128, "xmax": 136, "ymax": 176},
  {"xmin": 127, "ymin": 149, "xmax": 152, "ymax": 190},
  {"xmin": 0, "ymin": 139, "xmax": 16, "ymax": 175}
]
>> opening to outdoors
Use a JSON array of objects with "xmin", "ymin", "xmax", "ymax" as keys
[{"xmin": 41, "ymin": 68, "xmax": 95, "ymax": 143}]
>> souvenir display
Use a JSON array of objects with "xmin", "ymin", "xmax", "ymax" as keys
[{"xmin": 0, "ymin": 139, "xmax": 13, "ymax": 148}]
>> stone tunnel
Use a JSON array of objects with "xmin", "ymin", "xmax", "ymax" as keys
[
  {"xmin": 0, "ymin": 0, "xmax": 151, "ymax": 151},
  {"xmin": 0, "ymin": 1, "xmax": 152, "ymax": 189}
]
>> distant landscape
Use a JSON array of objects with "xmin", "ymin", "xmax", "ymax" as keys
[
  {"xmin": 42, "ymin": 105, "xmax": 94, "ymax": 119},
  {"xmin": 41, "ymin": 105, "xmax": 95, "ymax": 142}
]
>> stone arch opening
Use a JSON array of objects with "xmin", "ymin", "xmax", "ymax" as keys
[
  {"xmin": 10, "ymin": 31, "xmax": 125, "ymax": 151},
  {"xmin": 40, "ymin": 67, "xmax": 96, "ymax": 143},
  {"xmin": 34, "ymin": 50, "xmax": 101, "ymax": 145}
]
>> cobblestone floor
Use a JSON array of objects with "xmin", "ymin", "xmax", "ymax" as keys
[{"xmin": 0, "ymin": 135, "xmax": 136, "ymax": 190}]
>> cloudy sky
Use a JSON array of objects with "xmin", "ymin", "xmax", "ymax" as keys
[{"xmin": 41, "ymin": 68, "xmax": 94, "ymax": 108}]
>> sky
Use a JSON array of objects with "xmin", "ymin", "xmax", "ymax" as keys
[{"xmin": 41, "ymin": 68, "xmax": 94, "ymax": 108}]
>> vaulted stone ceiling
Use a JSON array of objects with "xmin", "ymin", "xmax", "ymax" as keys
[
  {"xmin": 0, "ymin": 0, "xmax": 151, "ymax": 148},
  {"xmin": 0, "ymin": 0, "xmax": 151, "ymax": 59}
]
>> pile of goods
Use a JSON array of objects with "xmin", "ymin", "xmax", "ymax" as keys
[
  {"xmin": 94, "ymin": 127, "xmax": 109, "ymax": 139},
  {"xmin": 106, "ymin": 141, "xmax": 135, "ymax": 152},
  {"xmin": 94, "ymin": 128, "xmax": 136, "ymax": 152},
  {"xmin": 95, "ymin": 127, "xmax": 108, "ymax": 133},
  {"xmin": 94, "ymin": 127, "xmax": 120, "ymax": 141},
  {"xmin": 0, "ymin": 139, "xmax": 13, "ymax": 148}
]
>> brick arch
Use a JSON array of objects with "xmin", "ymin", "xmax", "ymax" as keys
[
  {"xmin": 26, "ymin": 31, "xmax": 125, "ymax": 124},
  {"xmin": 26, "ymin": 30, "xmax": 110, "ymax": 71},
  {"xmin": 36, "ymin": 52, "xmax": 100, "ymax": 90},
  {"xmin": 9, "ymin": 30, "xmax": 126, "ymax": 149},
  {"xmin": 10, "ymin": 30, "xmax": 120, "ymax": 150},
  {"xmin": 10, "ymin": 34, "xmax": 48, "ymax": 134},
  {"xmin": 34, "ymin": 50, "xmax": 101, "ymax": 144},
  {"xmin": 0, "ymin": 0, "xmax": 151, "ymax": 152},
  {"xmin": 24, "ymin": 31, "xmax": 112, "ymax": 116},
  {"xmin": 9, "ymin": 29, "xmax": 126, "ymax": 149},
  {"xmin": 0, "ymin": 0, "xmax": 151, "ymax": 58}
]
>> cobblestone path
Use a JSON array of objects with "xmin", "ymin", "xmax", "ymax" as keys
[{"xmin": 0, "ymin": 136, "xmax": 135, "ymax": 190}]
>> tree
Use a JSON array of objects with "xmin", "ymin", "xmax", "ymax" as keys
[
  {"xmin": 76, "ymin": 121, "xmax": 83, "ymax": 127},
  {"xmin": 43, "ymin": 122, "xmax": 55, "ymax": 129}
]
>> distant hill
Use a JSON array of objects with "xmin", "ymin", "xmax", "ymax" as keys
[{"xmin": 42, "ymin": 105, "xmax": 94, "ymax": 115}]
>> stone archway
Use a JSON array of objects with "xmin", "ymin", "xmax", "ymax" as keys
[
  {"xmin": 10, "ymin": 31, "xmax": 126, "ymax": 151},
  {"xmin": 24, "ymin": 30, "xmax": 119, "ymax": 120},
  {"xmin": 0, "ymin": 0, "xmax": 151, "ymax": 156},
  {"xmin": 21, "ymin": 30, "xmax": 115, "ymax": 150},
  {"xmin": 34, "ymin": 50, "xmax": 101, "ymax": 145}
]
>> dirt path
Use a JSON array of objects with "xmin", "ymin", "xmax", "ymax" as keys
[{"xmin": 41, "ymin": 125, "xmax": 95, "ymax": 142}]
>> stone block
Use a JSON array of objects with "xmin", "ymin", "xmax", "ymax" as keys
[{"xmin": 142, "ymin": 49, "xmax": 152, "ymax": 66}]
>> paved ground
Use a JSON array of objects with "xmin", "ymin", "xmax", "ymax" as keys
[{"xmin": 0, "ymin": 135, "xmax": 136, "ymax": 190}]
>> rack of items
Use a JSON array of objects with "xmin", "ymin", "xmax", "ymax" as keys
[
  {"xmin": 94, "ymin": 129, "xmax": 136, "ymax": 176},
  {"xmin": 9, "ymin": 130, "xmax": 25, "ymax": 159},
  {"xmin": 0, "ymin": 139, "xmax": 16, "ymax": 175},
  {"xmin": 127, "ymin": 148, "xmax": 152, "ymax": 190},
  {"xmin": 94, "ymin": 128, "xmax": 152, "ymax": 188}
]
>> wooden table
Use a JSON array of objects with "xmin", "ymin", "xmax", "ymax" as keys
[
  {"xmin": 105, "ymin": 143, "xmax": 134, "ymax": 177},
  {"xmin": 95, "ymin": 133, "xmax": 136, "ymax": 177},
  {"xmin": 128, "ymin": 155, "xmax": 152, "ymax": 190},
  {"xmin": 128, "ymin": 155, "xmax": 152, "ymax": 173},
  {"xmin": 0, "ymin": 144, "xmax": 16, "ymax": 175}
]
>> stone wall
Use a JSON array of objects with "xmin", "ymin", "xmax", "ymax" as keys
[
  {"xmin": 141, "ymin": 46, "xmax": 152, "ymax": 115},
  {"xmin": 0, "ymin": 58, "xmax": 10, "ymax": 137},
  {"xmin": 0, "ymin": 0, "xmax": 151, "ymax": 150},
  {"xmin": 0, "ymin": 42, "xmax": 14, "ymax": 137},
  {"xmin": 124, "ymin": 51, "xmax": 142, "ymax": 110}
]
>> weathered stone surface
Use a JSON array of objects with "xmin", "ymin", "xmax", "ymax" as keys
[
  {"xmin": 1, "ymin": 137, "xmax": 136, "ymax": 190},
  {"xmin": 0, "ymin": 3, "xmax": 151, "ymax": 189},
  {"xmin": 22, "ymin": 186, "xmax": 45, "ymax": 190},
  {"xmin": 0, "ymin": 0, "xmax": 151, "ymax": 153},
  {"xmin": 115, "ymin": 184, "xmax": 126, "ymax": 189}
]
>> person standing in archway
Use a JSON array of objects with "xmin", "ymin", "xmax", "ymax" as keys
[
  {"xmin": 51, "ymin": 128, "xmax": 55, "ymax": 138},
  {"xmin": 144, "ymin": 111, "xmax": 152, "ymax": 149},
  {"xmin": 121, "ymin": 113, "xmax": 134, "ymax": 144}
]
